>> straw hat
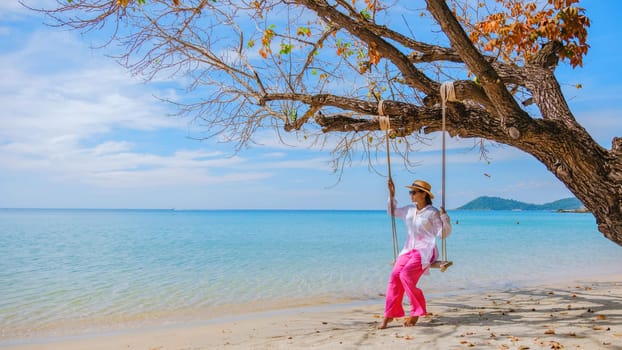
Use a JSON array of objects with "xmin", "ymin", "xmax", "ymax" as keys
[{"xmin": 405, "ymin": 180, "xmax": 434, "ymax": 199}]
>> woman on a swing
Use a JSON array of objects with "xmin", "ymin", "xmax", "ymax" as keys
[{"xmin": 377, "ymin": 179, "xmax": 452, "ymax": 329}]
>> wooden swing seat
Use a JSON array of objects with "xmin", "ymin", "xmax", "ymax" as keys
[{"xmin": 430, "ymin": 260, "xmax": 453, "ymax": 272}]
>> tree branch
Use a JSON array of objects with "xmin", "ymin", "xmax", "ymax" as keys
[
  {"xmin": 425, "ymin": 0, "xmax": 528, "ymax": 128},
  {"xmin": 296, "ymin": 0, "xmax": 438, "ymax": 96}
]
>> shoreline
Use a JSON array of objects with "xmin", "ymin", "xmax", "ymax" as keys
[
  {"xmin": 3, "ymin": 271, "xmax": 615, "ymax": 343},
  {"xmin": 3, "ymin": 275, "xmax": 621, "ymax": 350}
]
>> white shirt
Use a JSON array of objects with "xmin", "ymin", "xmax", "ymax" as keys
[{"xmin": 388, "ymin": 198, "xmax": 452, "ymax": 269}]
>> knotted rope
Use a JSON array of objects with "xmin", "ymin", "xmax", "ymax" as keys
[
  {"xmin": 377, "ymin": 101, "xmax": 399, "ymax": 262},
  {"xmin": 438, "ymin": 82, "xmax": 455, "ymax": 263}
]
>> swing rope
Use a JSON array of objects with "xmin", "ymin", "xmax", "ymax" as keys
[
  {"xmin": 378, "ymin": 101, "xmax": 399, "ymax": 262},
  {"xmin": 439, "ymin": 81, "xmax": 455, "ymax": 264},
  {"xmin": 378, "ymin": 82, "xmax": 455, "ymax": 270}
]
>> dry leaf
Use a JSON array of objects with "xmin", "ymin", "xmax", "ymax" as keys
[
  {"xmin": 596, "ymin": 314, "xmax": 607, "ymax": 320},
  {"xmin": 549, "ymin": 340, "xmax": 564, "ymax": 349},
  {"xmin": 544, "ymin": 329, "xmax": 556, "ymax": 335}
]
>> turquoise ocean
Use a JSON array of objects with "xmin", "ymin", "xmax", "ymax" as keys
[{"xmin": 1, "ymin": 208, "xmax": 621, "ymax": 343}]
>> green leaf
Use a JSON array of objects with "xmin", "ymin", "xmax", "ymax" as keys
[
  {"xmin": 297, "ymin": 27, "xmax": 311, "ymax": 36},
  {"xmin": 279, "ymin": 43, "xmax": 293, "ymax": 55},
  {"xmin": 360, "ymin": 9, "xmax": 371, "ymax": 20}
]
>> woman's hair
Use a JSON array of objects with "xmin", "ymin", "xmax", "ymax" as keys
[{"xmin": 424, "ymin": 194, "xmax": 432, "ymax": 206}]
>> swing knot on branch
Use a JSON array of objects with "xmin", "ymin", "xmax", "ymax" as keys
[
  {"xmin": 378, "ymin": 115, "xmax": 390, "ymax": 132},
  {"xmin": 377, "ymin": 100, "xmax": 392, "ymax": 133},
  {"xmin": 377, "ymin": 99, "xmax": 387, "ymax": 117},
  {"xmin": 440, "ymin": 81, "xmax": 458, "ymax": 103},
  {"xmin": 377, "ymin": 110, "xmax": 397, "ymax": 138}
]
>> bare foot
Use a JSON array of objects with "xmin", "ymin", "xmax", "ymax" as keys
[
  {"xmin": 377, "ymin": 317, "xmax": 394, "ymax": 329},
  {"xmin": 403, "ymin": 316, "xmax": 419, "ymax": 327}
]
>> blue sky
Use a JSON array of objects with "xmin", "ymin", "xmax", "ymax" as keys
[{"xmin": 0, "ymin": 0, "xmax": 620, "ymax": 210}]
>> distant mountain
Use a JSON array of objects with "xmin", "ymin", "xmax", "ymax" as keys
[
  {"xmin": 457, "ymin": 196, "xmax": 584, "ymax": 211},
  {"xmin": 537, "ymin": 198, "xmax": 584, "ymax": 211}
]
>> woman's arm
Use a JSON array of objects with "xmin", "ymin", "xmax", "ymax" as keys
[
  {"xmin": 386, "ymin": 178, "xmax": 408, "ymax": 218},
  {"xmin": 386, "ymin": 197, "xmax": 408, "ymax": 218},
  {"xmin": 387, "ymin": 197, "xmax": 404, "ymax": 217}
]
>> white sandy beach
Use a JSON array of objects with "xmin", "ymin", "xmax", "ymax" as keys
[{"xmin": 3, "ymin": 277, "xmax": 621, "ymax": 350}]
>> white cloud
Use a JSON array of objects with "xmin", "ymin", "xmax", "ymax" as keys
[
  {"xmin": 0, "ymin": 0, "xmax": 29, "ymax": 15},
  {"xmin": 0, "ymin": 32, "xmax": 182, "ymax": 140},
  {"xmin": 91, "ymin": 141, "xmax": 134, "ymax": 156},
  {"xmin": 0, "ymin": 24, "xmax": 286, "ymax": 193},
  {"xmin": 82, "ymin": 157, "xmax": 273, "ymax": 189}
]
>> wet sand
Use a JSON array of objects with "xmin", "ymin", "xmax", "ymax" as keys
[{"xmin": 4, "ymin": 278, "xmax": 621, "ymax": 350}]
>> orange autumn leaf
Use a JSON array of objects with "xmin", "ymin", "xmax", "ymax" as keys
[
  {"xmin": 258, "ymin": 47, "xmax": 269, "ymax": 59},
  {"xmin": 464, "ymin": 0, "xmax": 590, "ymax": 67},
  {"xmin": 368, "ymin": 43, "xmax": 381, "ymax": 65}
]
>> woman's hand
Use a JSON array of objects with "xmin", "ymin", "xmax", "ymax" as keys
[
  {"xmin": 388, "ymin": 178, "xmax": 395, "ymax": 198},
  {"xmin": 440, "ymin": 207, "xmax": 450, "ymax": 221}
]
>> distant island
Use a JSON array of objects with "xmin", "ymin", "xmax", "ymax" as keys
[{"xmin": 457, "ymin": 196, "xmax": 588, "ymax": 212}]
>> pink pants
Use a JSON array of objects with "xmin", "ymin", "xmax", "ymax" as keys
[{"xmin": 383, "ymin": 249, "xmax": 427, "ymax": 318}]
